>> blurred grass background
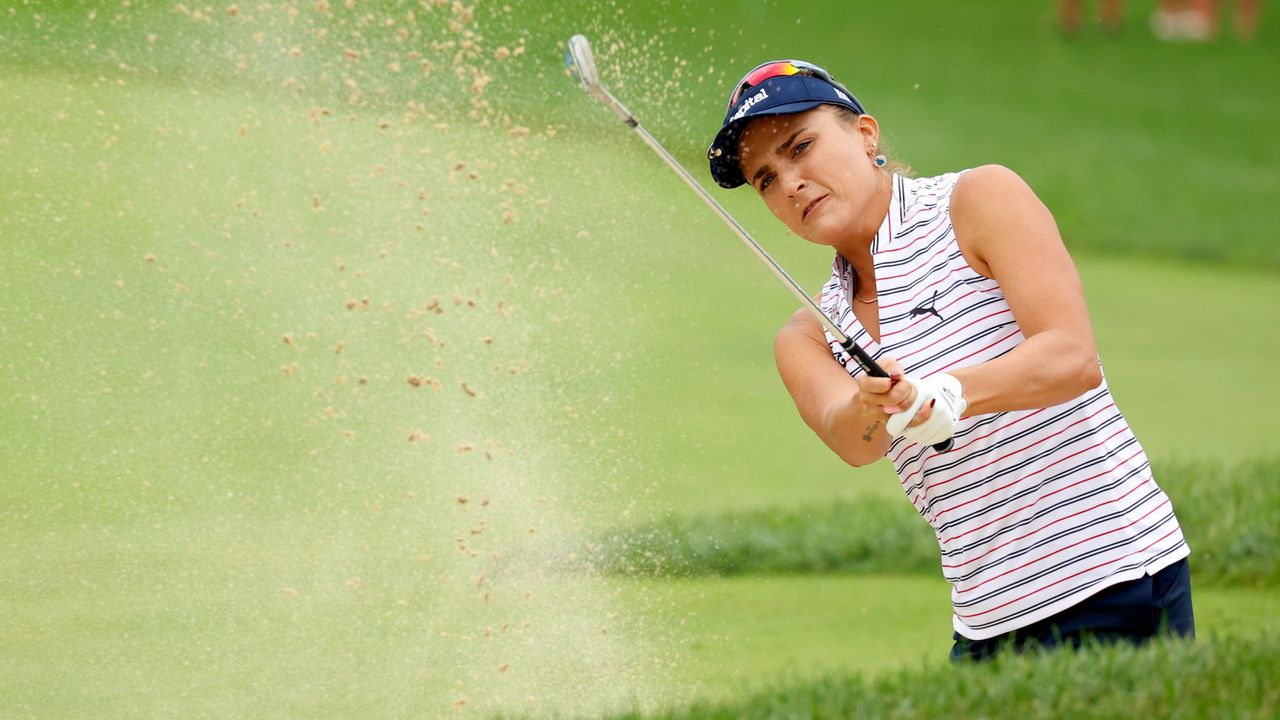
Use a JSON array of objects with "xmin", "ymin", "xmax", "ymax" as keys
[
  {"xmin": 595, "ymin": 458, "xmax": 1280, "ymax": 586},
  {"xmin": 2, "ymin": 1, "xmax": 1277, "ymax": 718},
  {"xmin": 597, "ymin": 633, "xmax": 1280, "ymax": 720}
]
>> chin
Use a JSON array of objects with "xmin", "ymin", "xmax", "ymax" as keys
[{"xmin": 800, "ymin": 224, "xmax": 836, "ymax": 247}]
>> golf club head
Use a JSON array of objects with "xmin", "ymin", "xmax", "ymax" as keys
[
  {"xmin": 564, "ymin": 34, "xmax": 635, "ymax": 125},
  {"xmin": 564, "ymin": 34, "xmax": 600, "ymax": 92}
]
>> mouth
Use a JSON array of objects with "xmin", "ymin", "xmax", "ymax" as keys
[{"xmin": 802, "ymin": 194, "xmax": 828, "ymax": 222}]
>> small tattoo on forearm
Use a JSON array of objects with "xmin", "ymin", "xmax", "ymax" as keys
[{"xmin": 862, "ymin": 420, "xmax": 881, "ymax": 442}]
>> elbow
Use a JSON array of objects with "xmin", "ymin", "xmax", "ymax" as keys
[
  {"xmin": 1076, "ymin": 355, "xmax": 1103, "ymax": 395},
  {"xmin": 817, "ymin": 422, "xmax": 876, "ymax": 468},
  {"xmin": 818, "ymin": 405, "xmax": 882, "ymax": 468},
  {"xmin": 1050, "ymin": 336, "xmax": 1103, "ymax": 399},
  {"xmin": 833, "ymin": 441, "xmax": 880, "ymax": 468},
  {"xmin": 840, "ymin": 452, "xmax": 878, "ymax": 469}
]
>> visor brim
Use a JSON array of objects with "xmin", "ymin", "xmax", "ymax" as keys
[{"xmin": 708, "ymin": 99, "xmax": 829, "ymax": 189}]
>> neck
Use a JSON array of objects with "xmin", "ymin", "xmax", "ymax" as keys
[{"xmin": 833, "ymin": 172, "xmax": 893, "ymax": 266}]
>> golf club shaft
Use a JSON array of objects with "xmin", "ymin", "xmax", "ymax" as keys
[
  {"xmin": 592, "ymin": 83, "xmax": 885, "ymax": 377},
  {"xmin": 574, "ymin": 45, "xmax": 952, "ymax": 452}
]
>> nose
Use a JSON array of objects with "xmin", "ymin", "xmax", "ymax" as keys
[{"xmin": 784, "ymin": 173, "xmax": 807, "ymax": 199}]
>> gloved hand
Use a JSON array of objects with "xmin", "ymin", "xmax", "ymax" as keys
[{"xmin": 885, "ymin": 373, "xmax": 967, "ymax": 446}]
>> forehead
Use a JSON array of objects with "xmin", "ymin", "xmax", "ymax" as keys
[{"xmin": 737, "ymin": 107, "xmax": 833, "ymax": 170}]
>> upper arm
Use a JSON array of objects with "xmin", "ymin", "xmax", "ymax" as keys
[
  {"xmin": 774, "ymin": 306, "xmax": 860, "ymax": 439},
  {"xmin": 951, "ymin": 165, "xmax": 1096, "ymax": 352}
]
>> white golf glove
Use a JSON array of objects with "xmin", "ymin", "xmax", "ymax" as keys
[{"xmin": 885, "ymin": 373, "xmax": 967, "ymax": 446}]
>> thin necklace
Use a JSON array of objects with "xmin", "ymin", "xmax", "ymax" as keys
[{"xmin": 854, "ymin": 293, "xmax": 878, "ymax": 304}]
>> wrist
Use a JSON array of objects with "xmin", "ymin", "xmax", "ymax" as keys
[{"xmin": 887, "ymin": 373, "xmax": 967, "ymax": 447}]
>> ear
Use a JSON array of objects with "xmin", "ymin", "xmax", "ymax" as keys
[{"xmin": 856, "ymin": 114, "xmax": 881, "ymax": 154}]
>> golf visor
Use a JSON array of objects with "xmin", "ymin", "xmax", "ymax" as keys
[{"xmin": 708, "ymin": 60, "xmax": 865, "ymax": 189}]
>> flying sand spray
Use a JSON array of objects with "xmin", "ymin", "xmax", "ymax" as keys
[{"xmin": 563, "ymin": 34, "xmax": 952, "ymax": 453}]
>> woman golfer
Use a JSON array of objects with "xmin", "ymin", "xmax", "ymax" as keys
[{"xmin": 707, "ymin": 61, "xmax": 1194, "ymax": 660}]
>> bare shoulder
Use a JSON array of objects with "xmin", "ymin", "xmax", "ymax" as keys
[
  {"xmin": 955, "ymin": 163, "xmax": 1026, "ymax": 192},
  {"xmin": 951, "ymin": 164, "xmax": 1046, "ymax": 225},
  {"xmin": 951, "ymin": 164, "xmax": 1057, "ymax": 278},
  {"xmin": 776, "ymin": 305, "xmax": 823, "ymax": 347}
]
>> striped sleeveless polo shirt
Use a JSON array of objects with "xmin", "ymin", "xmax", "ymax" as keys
[{"xmin": 819, "ymin": 172, "xmax": 1189, "ymax": 640}]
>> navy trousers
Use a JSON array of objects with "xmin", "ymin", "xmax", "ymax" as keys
[{"xmin": 950, "ymin": 557, "xmax": 1195, "ymax": 662}]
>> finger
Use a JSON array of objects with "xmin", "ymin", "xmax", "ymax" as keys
[
  {"xmin": 857, "ymin": 375, "xmax": 897, "ymax": 397},
  {"xmin": 883, "ymin": 382, "xmax": 917, "ymax": 414},
  {"xmin": 908, "ymin": 398, "xmax": 936, "ymax": 428},
  {"xmin": 879, "ymin": 357, "xmax": 905, "ymax": 380}
]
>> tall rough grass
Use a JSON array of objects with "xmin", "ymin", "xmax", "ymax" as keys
[
  {"xmin": 596, "ymin": 458, "xmax": 1279, "ymax": 586},
  {"xmin": 594, "ymin": 495, "xmax": 937, "ymax": 577},
  {"xmin": 601, "ymin": 634, "xmax": 1279, "ymax": 720},
  {"xmin": 1157, "ymin": 458, "xmax": 1280, "ymax": 586}
]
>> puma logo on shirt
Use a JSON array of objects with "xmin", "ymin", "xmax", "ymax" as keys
[{"xmin": 909, "ymin": 291, "xmax": 944, "ymax": 321}]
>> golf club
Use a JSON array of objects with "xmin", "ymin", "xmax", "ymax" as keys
[{"xmin": 564, "ymin": 34, "xmax": 952, "ymax": 453}]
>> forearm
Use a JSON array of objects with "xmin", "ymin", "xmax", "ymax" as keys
[
  {"xmin": 819, "ymin": 393, "xmax": 893, "ymax": 466},
  {"xmin": 776, "ymin": 310, "xmax": 896, "ymax": 468},
  {"xmin": 949, "ymin": 329, "xmax": 1102, "ymax": 416}
]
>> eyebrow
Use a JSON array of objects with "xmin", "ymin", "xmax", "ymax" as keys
[
  {"xmin": 749, "ymin": 127, "xmax": 807, "ymax": 187},
  {"xmin": 776, "ymin": 127, "xmax": 806, "ymax": 157}
]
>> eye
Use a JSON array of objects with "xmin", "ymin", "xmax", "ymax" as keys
[
  {"xmin": 793, "ymin": 139, "xmax": 812, "ymax": 157},
  {"xmin": 758, "ymin": 172, "xmax": 775, "ymax": 192}
]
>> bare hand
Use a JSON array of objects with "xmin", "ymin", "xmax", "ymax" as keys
[{"xmin": 856, "ymin": 357, "xmax": 935, "ymax": 428}]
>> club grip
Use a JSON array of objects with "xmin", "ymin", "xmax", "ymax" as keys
[{"xmin": 841, "ymin": 339, "xmax": 953, "ymax": 453}]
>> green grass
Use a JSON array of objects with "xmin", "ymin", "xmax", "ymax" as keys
[
  {"xmin": 540, "ymin": 247, "xmax": 1280, "ymax": 518},
  {"xmin": 593, "ymin": 458, "xmax": 1280, "ymax": 587},
  {"xmin": 595, "ymin": 495, "xmax": 937, "ymax": 577},
  {"xmin": 3, "ymin": 1, "xmax": 1279, "ymax": 268},
  {"xmin": 3, "ymin": 2, "xmax": 1280, "ymax": 718},
  {"xmin": 599, "ymin": 633, "xmax": 1280, "ymax": 720},
  {"xmin": 7, "ymin": 564, "xmax": 1275, "ymax": 716},
  {"xmin": 1157, "ymin": 458, "xmax": 1280, "ymax": 586},
  {"xmin": 587, "ymin": 576, "xmax": 1279, "ymax": 705},
  {"xmin": 592, "ymin": 1, "xmax": 1280, "ymax": 270}
]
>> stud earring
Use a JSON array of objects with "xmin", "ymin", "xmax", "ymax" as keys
[{"xmin": 874, "ymin": 154, "xmax": 887, "ymax": 168}]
